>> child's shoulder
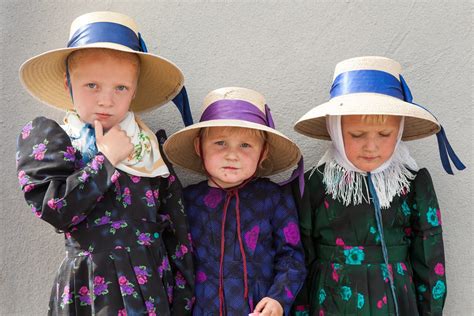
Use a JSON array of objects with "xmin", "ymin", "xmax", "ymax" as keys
[{"xmin": 18, "ymin": 116, "xmax": 69, "ymax": 142}]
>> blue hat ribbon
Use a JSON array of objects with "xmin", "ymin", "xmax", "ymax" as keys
[{"xmin": 330, "ymin": 69, "xmax": 465, "ymax": 174}]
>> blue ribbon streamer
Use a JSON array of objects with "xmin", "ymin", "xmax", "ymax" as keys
[
  {"xmin": 367, "ymin": 173, "xmax": 399, "ymax": 316},
  {"xmin": 172, "ymin": 86, "xmax": 193, "ymax": 127},
  {"xmin": 330, "ymin": 69, "xmax": 465, "ymax": 174}
]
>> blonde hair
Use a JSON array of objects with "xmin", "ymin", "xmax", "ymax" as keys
[
  {"xmin": 198, "ymin": 126, "xmax": 271, "ymax": 174},
  {"xmin": 67, "ymin": 48, "xmax": 140, "ymax": 77},
  {"xmin": 360, "ymin": 114, "xmax": 390, "ymax": 124}
]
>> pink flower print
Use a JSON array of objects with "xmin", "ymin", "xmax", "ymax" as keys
[
  {"xmin": 60, "ymin": 285, "xmax": 73, "ymax": 308},
  {"xmin": 400, "ymin": 262, "xmax": 407, "ymax": 271},
  {"xmin": 145, "ymin": 298, "xmax": 156, "ymax": 315},
  {"xmin": 95, "ymin": 211, "xmax": 111, "ymax": 225},
  {"xmin": 324, "ymin": 199, "xmax": 329, "ymax": 209},
  {"xmin": 144, "ymin": 190, "xmax": 155, "ymax": 207},
  {"xmin": 203, "ymin": 189, "xmax": 223, "ymax": 208},
  {"xmin": 377, "ymin": 300, "xmax": 383, "ymax": 309},
  {"xmin": 111, "ymin": 170, "xmax": 121, "ymax": 183},
  {"xmin": 319, "ymin": 309, "xmax": 325, "ymax": 316},
  {"xmin": 63, "ymin": 146, "xmax": 76, "ymax": 162},
  {"xmin": 130, "ymin": 175, "xmax": 141, "ymax": 183},
  {"xmin": 168, "ymin": 175, "xmax": 176, "ymax": 184},
  {"xmin": 30, "ymin": 205, "xmax": 41, "ymax": 217},
  {"xmin": 180, "ymin": 244, "xmax": 189, "ymax": 255},
  {"xmin": 18, "ymin": 170, "xmax": 28, "ymax": 185},
  {"xmin": 436, "ymin": 209, "xmax": 443, "ymax": 225},
  {"xmin": 175, "ymin": 271, "xmax": 186, "ymax": 289},
  {"xmin": 122, "ymin": 187, "xmax": 131, "ymax": 207},
  {"xmin": 404, "ymin": 227, "xmax": 412, "ymax": 236},
  {"xmin": 21, "ymin": 121, "xmax": 33, "ymax": 139},
  {"xmin": 283, "ymin": 222, "xmax": 300, "ymax": 246},
  {"xmin": 382, "ymin": 295, "xmax": 387, "ymax": 304},
  {"xmin": 153, "ymin": 189, "xmax": 159, "ymax": 200},
  {"xmin": 196, "ymin": 271, "xmax": 207, "ymax": 283},
  {"xmin": 185, "ymin": 297, "xmax": 194, "ymax": 311},
  {"xmin": 47, "ymin": 198, "xmax": 66, "ymax": 210},
  {"xmin": 285, "ymin": 287, "xmax": 294, "ymax": 299},
  {"xmin": 245, "ymin": 225, "xmax": 260, "ymax": 252},
  {"xmin": 434, "ymin": 263, "xmax": 445, "ymax": 276},
  {"xmin": 78, "ymin": 286, "xmax": 91, "ymax": 305},
  {"xmin": 24, "ymin": 184, "xmax": 35, "ymax": 192},
  {"xmin": 93, "ymin": 276, "xmax": 109, "ymax": 296},
  {"xmin": 118, "ymin": 309, "xmax": 127, "ymax": 316},
  {"xmin": 134, "ymin": 266, "xmax": 150, "ymax": 285},
  {"xmin": 94, "ymin": 276, "xmax": 105, "ymax": 285},
  {"xmin": 31, "ymin": 140, "xmax": 48, "ymax": 160},
  {"xmin": 336, "ymin": 238, "xmax": 345, "ymax": 247},
  {"xmin": 118, "ymin": 276, "xmax": 128, "ymax": 286},
  {"xmin": 332, "ymin": 269, "xmax": 339, "ymax": 282},
  {"xmin": 71, "ymin": 214, "xmax": 85, "ymax": 225}
]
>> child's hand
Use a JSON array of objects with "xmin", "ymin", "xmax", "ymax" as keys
[
  {"xmin": 95, "ymin": 120, "xmax": 133, "ymax": 166},
  {"xmin": 252, "ymin": 297, "xmax": 283, "ymax": 316}
]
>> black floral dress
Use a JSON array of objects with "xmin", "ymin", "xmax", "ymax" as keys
[
  {"xmin": 291, "ymin": 165, "xmax": 446, "ymax": 316},
  {"xmin": 16, "ymin": 117, "xmax": 195, "ymax": 315}
]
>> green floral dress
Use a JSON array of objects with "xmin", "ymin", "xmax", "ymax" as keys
[{"xmin": 291, "ymin": 165, "xmax": 446, "ymax": 316}]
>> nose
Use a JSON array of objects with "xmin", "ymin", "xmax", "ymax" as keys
[
  {"xmin": 224, "ymin": 146, "xmax": 238, "ymax": 160},
  {"xmin": 98, "ymin": 89, "xmax": 114, "ymax": 107},
  {"xmin": 363, "ymin": 137, "xmax": 378, "ymax": 152}
]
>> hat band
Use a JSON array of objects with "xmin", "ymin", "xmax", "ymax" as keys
[
  {"xmin": 67, "ymin": 21, "xmax": 146, "ymax": 52},
  {"xmin": 199, "ymin": 99, "xmax": 274, "ymax": 128},
  {"xmin": 330, "ymin": 69, "xmax": 406, "ymax": 100}
]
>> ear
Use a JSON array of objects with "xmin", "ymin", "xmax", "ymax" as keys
[
  {"xmin": 262, "ymin": 142, "xmax": 270, "ymax": 161},
  {"xmin": 63, "ymin": 73, "xmax": 69, "ymax": 91},
  {"xmin": 194, "ymin": 136, "xmax": 201, "ymax": 157}
]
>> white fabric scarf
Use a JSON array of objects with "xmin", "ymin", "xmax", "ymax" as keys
[
  {"xmin": 313, "ymin": 115, "xmax": 419, "ymax": 208},
  {"xmin": 62, "ymin": 111, "xmax": 169, "ymax": 178}
]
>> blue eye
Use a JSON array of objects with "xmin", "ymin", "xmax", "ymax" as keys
[
  {"xmin": 380, "ymin": 132, "xmax": 392, "ymax": 137},
  {"xmin": 87, "ymin": 83, "xmax": 97, "ymax": 89},
  {"xmin": 116, "ymin": 85, "xmax": 128, "ymax": 91},
  {"xmin": 215, "ymin": 141, "xmax": 225, "ymax": 146},
  {"xmin": 241, "ymin": 143, "xmax": 251, "ymax": 148},
  {"xmin": 350, "ymin": 133, "xmax": 362, "ymax": 138}
]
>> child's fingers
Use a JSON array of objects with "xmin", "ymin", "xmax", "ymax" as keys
[
  {"xmin": 253, "ymin": 298, "xmax": 268, "ymax": 312},
  {"xmin": 94, "ymin": 120, "xmax": 103, "ymax": 139}
]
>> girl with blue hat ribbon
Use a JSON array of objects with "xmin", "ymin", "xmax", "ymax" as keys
[
  {"xmin": 17, "ymin": 11, "xmax": 194, "ymax": 315},
  {"xmin": 291, "ymin": 56, "xmax": 465, "ymax": 316}
]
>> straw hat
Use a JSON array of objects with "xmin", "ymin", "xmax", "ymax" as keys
[
  {"xmin": 294, "ymin": 56, "xmax": 441, "ymax": 141},
  {"xmin": 164, "ymin": 87, "xmax": 301, "ymax": 176},
  {"xmin": 20, "ymin": 11, "xmax": 184, "ymax": 113}
]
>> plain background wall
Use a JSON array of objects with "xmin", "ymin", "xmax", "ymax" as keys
[{"xmin": 1, "ymin": 1, "xmax": 472, "ymax": 314}]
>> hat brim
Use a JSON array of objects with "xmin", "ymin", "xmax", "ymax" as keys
[
  {"xmin": 294, "ymin": 93, "xmax": 440, "ymax": 141},
  {"xmin": 19, "ymin": 43, "xmax": 184, "ymax": 112},
  {"xmin": 164, "ymin": 119, "xmax": 301, "ymax": 176}
]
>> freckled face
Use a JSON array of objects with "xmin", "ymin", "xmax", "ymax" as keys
[
  {"xmin": 342, "ymin": 115, "xmax": 401, "ymax": 172},
  {"xmin": 195, "ymin": 127, "xmax": 266, "ymax": 188}
]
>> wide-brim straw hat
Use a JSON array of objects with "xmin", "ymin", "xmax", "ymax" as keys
[
  {"xmin": 294, "ymin": 56, "xmax": 441, "ymax": 141},
  {"xmin": 164, "ymin": 87, "xmax": 301, "ymax": 176},
  {"xmin": 20, "ymin": 11, "xmax": 184, "ymax": 113}
]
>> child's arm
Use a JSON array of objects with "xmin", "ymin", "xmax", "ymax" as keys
[
  {"xmin": 157, "ymin": 148, "xmax": 195, "ymax": 314},
  {"xmin": 260, "ymin": 183, "xmax": 307, "ymax": 315},
  {"xmin": 16, "ymin": 117, "xmax": 116, "ymax": 231},
  {"xmin": 409, "ymin": 168, "xmax": 446, "ymax": 315},
  {"xmin": 290, "ymin": 169, "xmax": 324, "ymax": 315}
]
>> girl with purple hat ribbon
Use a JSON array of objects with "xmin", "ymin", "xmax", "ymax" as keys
[{"xmin": 164, "ymin": 87, "xmax": 306, "ymax": 316}]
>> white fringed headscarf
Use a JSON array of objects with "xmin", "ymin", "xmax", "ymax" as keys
[{"xmin": 311, "ymin": 115, "xmax": 419, "ymax": 208}]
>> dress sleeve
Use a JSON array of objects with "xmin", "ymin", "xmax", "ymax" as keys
[
  {"xmin": 265, "ymin": 183, "xmax": 307, "ymax": 315},
  {"xmin": 16, "ymin": 117, "xmax": 116, "ymax": 231},
  {"xmin": 409, "ymin": 168, "xmax": 446, "ymax": 316},
  {"xmin": 157, "ymin": 144, "xmax": 195, "ymax": 314},
  {"xmin": 291, "ymin": 167, "xmax": 325, "ymax": 315}
]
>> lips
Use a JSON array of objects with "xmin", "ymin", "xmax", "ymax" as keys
[{"xmin": 96, "ymin": 113, "xmax": 112, "ymax": 120}]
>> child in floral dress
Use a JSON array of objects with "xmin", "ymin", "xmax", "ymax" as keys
[
  {"xmin": 16, "ymin": 11, "xmax": 194, "ymax": 315},
  {"xmin": 164, "ymin": 87, "xmax": 307, "ymax": 315},
  {"xmin": 291, "ymin": 56, "xmax": 465, "ymax": 315}
]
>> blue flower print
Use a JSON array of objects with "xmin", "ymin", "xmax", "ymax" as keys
[
  {"xmin": 344, "ymin": 247, "xmax": 365, "ymax": 265},
  {"xmin": 357, "ymin": 293, "xmax": 364, "ymax": 309},
  {"xmin": 319, "ymin": 288, "xmax": 327, "ymax": 305},
  {"xmin": 432, "ymin": 280, "xmax": 446, "ymax": 300},
  {"xmin": 340, "ymin": 286, "xmax": 352, "ymax": 301},
  {"xmin": 426, "ymin": 207, "xmax": 440, "ymax": 227},
  {"xmin": 401, "ymin": 200, "xmax": 411, "ymax": 216}
]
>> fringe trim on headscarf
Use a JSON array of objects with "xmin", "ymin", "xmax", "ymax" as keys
[{"xmin": 310, "ymin": 142, "xmax": 419, "ymax": 209}]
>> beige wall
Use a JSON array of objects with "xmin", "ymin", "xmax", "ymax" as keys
[{"xmin": 1, "ymin": 0, "xmax": 472, "ymax": 314}]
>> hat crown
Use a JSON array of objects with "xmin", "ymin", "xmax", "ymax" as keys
[
  {"xmin": 333, "ymin": 56, "xmax": 402, "ymax": 81},
  {"xmin": 202, "ymin": 87, "xmax": 266, "ymax": 114},
  {"xmin": 69, "ymin": 11, "xmax": 139, "ymax": 39}
]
